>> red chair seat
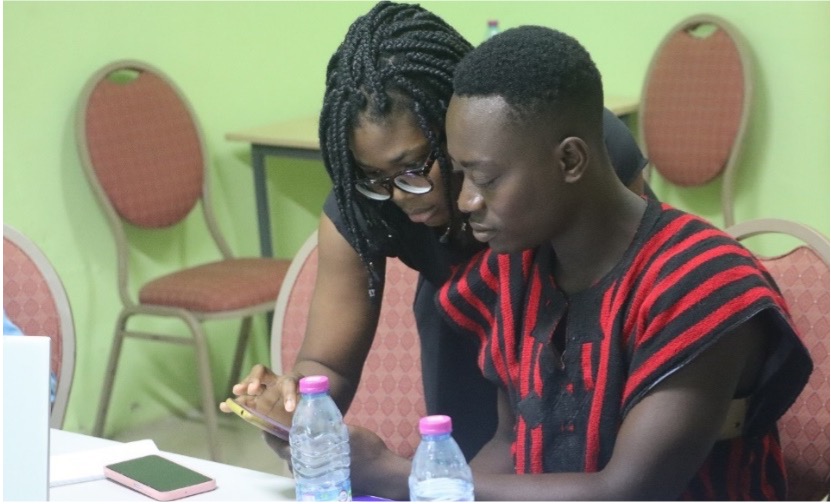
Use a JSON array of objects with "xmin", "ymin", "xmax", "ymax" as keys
[{"xmin": 140, "ymin": 258, "xmax": 289, "ymax": 312}]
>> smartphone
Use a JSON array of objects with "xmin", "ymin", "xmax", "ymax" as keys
[
  {"xmin": 224, "ymin": 397, "xmax": 291, "ymax": 440},
  {"xmin": 104, "ymin": 454, "xmax": 216, "ymax": 501}
]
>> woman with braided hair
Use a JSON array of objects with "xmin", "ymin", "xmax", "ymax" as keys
[{"xmin": 222, "ymin": 1, "xmax": 651, "ymax": 461}]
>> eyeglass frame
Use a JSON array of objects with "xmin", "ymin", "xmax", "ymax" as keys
[{"xmin": 353, "ymin": 148, "xmax": 440, "ymax": 201}]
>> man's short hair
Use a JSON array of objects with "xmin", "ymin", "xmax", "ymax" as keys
[{"xmin": 453, "ymin": 25, "xmax": 604, "ymax": 126}]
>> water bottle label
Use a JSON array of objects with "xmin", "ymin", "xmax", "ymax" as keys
[
  {"xmin": 296, "ymin": 480, "xmax": 352, "ymax": 502},
  {"xmin": 410, "ymin": 477, "xmax": 473, "ymax": 501}
]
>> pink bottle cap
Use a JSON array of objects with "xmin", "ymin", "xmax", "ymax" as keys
[
  {"xmin": 419, "ymin": 415, "xmax": 453, "ymax": 435},
  {"xmin": 299, "ymin": 375, "xmax": 330, "ymax": 394}
]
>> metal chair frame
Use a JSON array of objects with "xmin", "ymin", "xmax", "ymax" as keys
[{"xmin": 76, "ymin": 60, "xmax": 288, "ymax": 461}]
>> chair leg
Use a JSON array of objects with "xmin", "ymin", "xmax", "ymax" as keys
[
  {"xmin": 93, "ymin": 310, "xmax": 130, "ymax": 437},
  {"xmin": 226, "ymin": 317, "xmax": 252, "ymax": 395},
  {"xmin": 185, "ymin": 318, "xmax": 223, "ymax": 462}
]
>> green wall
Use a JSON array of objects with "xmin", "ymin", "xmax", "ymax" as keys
[{"xmin": 4, "ymin": 1, "xmax": 828, "ymax": 436}]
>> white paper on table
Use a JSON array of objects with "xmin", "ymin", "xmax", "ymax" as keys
[{"xmin": 49, "ymin": 439, "xmax": 159, "ymax": 487}]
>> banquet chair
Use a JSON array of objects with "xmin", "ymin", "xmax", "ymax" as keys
[
  {"xmin": 727, "ymin": 218, "xmax": 830, "ymax": 500},
  {"xmin": 639, "ymin": 14, "xmax": 752, "ymax": 227},
  {"xmin": 3, "ymin": 224, "xmax": 76, "ymax": 429},
  {"xmin": 76, "ymin": 60, "xmax": 291, "ymax": 461},
  {"xmin": 271, "ymin": 231, "xmax": 426, "ymax": 458}
]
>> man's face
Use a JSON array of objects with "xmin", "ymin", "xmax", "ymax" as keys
[{"xmin": 446, "ymin": 95, "xmax": 566, "ymax": 253}]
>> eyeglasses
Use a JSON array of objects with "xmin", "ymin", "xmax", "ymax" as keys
[{"xmin": 354, "ymin": 150, "xmax": 438, "ymax": 201}]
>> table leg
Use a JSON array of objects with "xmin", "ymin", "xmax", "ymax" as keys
[{"xmin": 251, "ymin": 146, "xmax": 274, "ymax": 258}]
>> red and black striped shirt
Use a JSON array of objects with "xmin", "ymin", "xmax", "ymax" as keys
[{"xmin": 438, "ymin": 200, "xmax": 812, "ymax": 499}]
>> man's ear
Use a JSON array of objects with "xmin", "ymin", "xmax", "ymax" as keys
[{"xmin": 558, "ymin": 137, "xmax": 589, "ymax": 183}]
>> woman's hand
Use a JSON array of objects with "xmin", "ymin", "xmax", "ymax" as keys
[{"xmin": 219, "ymin": 364, "xmax": 302, "ymax": 424}]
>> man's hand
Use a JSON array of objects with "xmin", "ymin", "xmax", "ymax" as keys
[
  {"xmin": 264, "ymin": 431, "xmax": 293, "ymax": 469},
  {"xmin": 348, "ymin": 425, "xmax": 411, "ymax": 500}
]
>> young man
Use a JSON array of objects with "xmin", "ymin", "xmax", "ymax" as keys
[
  {"xmin": 345, "ymin": 26, "xmax": 812, "ymax": 500},
  {"xmin": 224, "ymin": 2, "xmax": 651, "ymax": 462}
]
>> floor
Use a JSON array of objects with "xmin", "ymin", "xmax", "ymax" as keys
[{"xmin": 109, "ymin": 408, "xmax": 293, "ymax": 478}]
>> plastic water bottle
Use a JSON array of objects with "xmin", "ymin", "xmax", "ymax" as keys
[
  {"xmin": 290, "ymin": 375, "xmax": 352, "ymax": 501},
  {"xmin": 485, "ymin": 19, "xmax": 500, "ymax": 40},
  {"xmin": 408, "ymin": 415, "xmax": 474, "ymax": 501}
]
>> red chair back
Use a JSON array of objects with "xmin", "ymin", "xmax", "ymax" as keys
[
  {"xmin": 728, "ymin": 218, "xmax": 829, "ymax": 500},
  {"xmin": 640, "ymin": 15, "xmax": 752, "ymax": 226},
  {"xmin": 79, "ymin": 62, "xmax": 204, "ymax": 228},
  {"xmin": 3, "ymin": 224, "xmax": 76, "ymax": 428},
  {"xmin": 272, "ymin": 232, "xmax": 426, "ymax": 458}
]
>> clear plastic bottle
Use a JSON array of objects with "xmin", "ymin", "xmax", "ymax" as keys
[
  {"xmin": 485, "ymin": 19, "xmax": 500, "ymax": 40},
  {"xmin": 290, "ymin": 375, "xmax": 352, "ymax": 502},
  {"xmin": 408, "ymin": 415, "xmax": 474, "ymax": 501}
]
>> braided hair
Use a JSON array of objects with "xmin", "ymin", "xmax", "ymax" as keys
[{"xmin": 319, "ymin": 1, "xmax": 473, "ymax": 299}]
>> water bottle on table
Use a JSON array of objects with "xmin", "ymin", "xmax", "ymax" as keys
[
  {"xmin": 290, "ymin": 375, "xmax": 352, "ymax": 502},
  {"xmin": 409, "ymin": 415, "xmax": 474, "ymax": 501},
  {"xmin": 485, "ymin": 19, "xmax": 500, "ymax": 40}
]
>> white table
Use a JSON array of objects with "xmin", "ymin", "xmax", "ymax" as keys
[{"xmin": 49, "ymin": 429, "xmax": 296, "ymax": 501}]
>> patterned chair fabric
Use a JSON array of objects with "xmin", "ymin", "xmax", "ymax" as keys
[
  {"xmin": 639, "ymin": 14, "xmax": 752, "ymax": 227},
  {"xmin": 83, "ymin": 68, "xmax": 203, "ymax": 228},
  {"xmin": 139, "ymin": 258, "xmax": 289, "ymax": 312},
  {"xmin": 727, "ymin": 218, "xmax": 830, "ymax": 501},
  {"xmin": 76, "ymin": 60, "xmax": 290, "ymax": 461},
  {"xmin": 3, "ymin": 224, "xmax": 76, "ymax": 428},
  {"xmin": 272, "ymin": 232, "xmax": 426, "ymax": 458}
]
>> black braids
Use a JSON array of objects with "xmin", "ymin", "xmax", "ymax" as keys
[
  {"xmin": 383, "ymin": 28, "xmax": 469, "ymax": 59},
  {"xmin": 385, "ymin": 55, "xmax": 458, "ymax": 89},
  {"xmin": 410, "ymin": 100, "xmax": 437, "ymax": 146},
  {"xmin": 334, "ymin": 101, "xmax": 369, "ymax": 245},
  {"xmin": 322, "ymin": 90, "xmax": 371, "ymax": 268},
  {"xmin": 319, "ymin": 1, "xmax": 473, "ymax": 298},
  {"xmin": 349, "ymin": 23, "xmax": 373, "ymax": 90},
  {"xmin": 388, "ymin": 63, "xmax": 454, "ymax": 100},
  {"xmin": 380, "ymin": 41, "xmax": 464, "ymax": 69},
  {"xmin": 321, "ymin": 105, "xmax": 348, "ymax": 230},
  {"xmin": 387, "ymin": 9, "xmax": 451, "ymax": 31},
  {"xmin": 404, "ymin": 37, "xmax": 468, "ymax": 58},
  {"xmin": 396, "ymin": 18, "xmax": 471, "ymax": 46},
  {"xmin": 393, "ymin": 82, "xmax": 457, "ymax": 235},
  {"xmin": 389, "ymin": 75, "xmax": 445, "ymax": 127},
  {"xmin": 331, "ymin": 89, "xmax": 394, "ymax": 280},
  {"xmin": 372, "ymin": 0, "xmax": 403, "ymax": 28},
  {"xmin": 376, "ymin": 68, "xmax": 453, "ymax": 109},
  {"xmin": 409, "ymin": 99, "xmax": 458, "ymax": 235}
]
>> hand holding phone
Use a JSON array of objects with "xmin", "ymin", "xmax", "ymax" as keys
[
  {"xmin": 104, "ymin": 455, "xmax": 216, "ymax": 501},
  {"xmin": 223, "ymin": 398, "xmax": 291, "ymax": 440}
]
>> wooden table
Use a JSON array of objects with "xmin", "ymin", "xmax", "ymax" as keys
[{"xmin": 226, "ymin": 96, "xmax": 639, "ymax": 257}]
